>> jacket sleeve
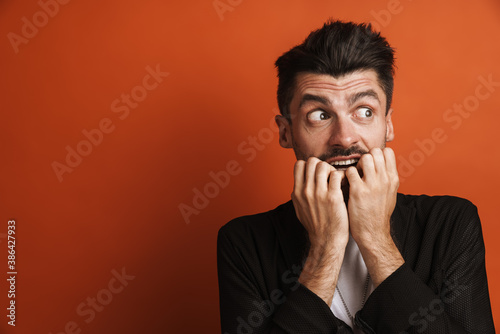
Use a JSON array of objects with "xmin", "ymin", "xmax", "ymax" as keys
[
  {"xmin": 217, "ymin": 224, "xmax": 350, "ymax": 334},
  {"xmin": 355, "ymin": 202, "xmax": 495, "ymax": 333}
]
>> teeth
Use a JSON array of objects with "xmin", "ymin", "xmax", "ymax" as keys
[{"xmin": 330, "ymin": 158, "xmax": 359, "ymax": 166}]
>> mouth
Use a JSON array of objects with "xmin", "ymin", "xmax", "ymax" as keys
[{"xmin": 328, "ymin": 158, "xmax": 359, "ymax": 170}]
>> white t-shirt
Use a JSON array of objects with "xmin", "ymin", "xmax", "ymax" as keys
[{"xmin": 330, "ymin": 235, "xmax": 374, "ymax": 333}]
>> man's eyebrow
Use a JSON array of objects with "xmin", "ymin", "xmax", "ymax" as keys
[
  {"xmin": 348, "ymin": 90, "xmax": 380, "ymax": 106},
  {"xmin": 298, "ymin": 94, "xmax": 330, "ymax": 108}
]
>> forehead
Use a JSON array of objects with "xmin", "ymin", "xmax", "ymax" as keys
[{"xmin": 292, "ymin": 70, "xmax": 386, "ymax": 103}]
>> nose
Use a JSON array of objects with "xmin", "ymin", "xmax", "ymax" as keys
[{"xmin": 328, "ymin": 116, "xmax": 359, "ymax": 148}]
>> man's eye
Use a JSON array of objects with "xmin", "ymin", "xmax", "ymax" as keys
[
  {"xmin": 308, "ymin": 110, "xmax": 330, "ymax": 121},
  {"xmin": 355, "ymin": 107, "xmax": 373, "ymax": 118}
]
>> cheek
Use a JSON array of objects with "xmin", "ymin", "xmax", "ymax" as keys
[
  {"xmin": 293, "ymin": 125, "xmax": 331, "ymax": 153},
  {"xmin": 361, "ymin": 126, "xmax": 387, "ymax": 148}
]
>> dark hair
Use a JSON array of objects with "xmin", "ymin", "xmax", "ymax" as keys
[{"xmin": 275, "ymin": 20, "xmax": 396, "ymax": 118}]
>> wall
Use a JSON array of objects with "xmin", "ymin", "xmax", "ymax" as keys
[{"xmin": 0, "ymin": 0, "xmax": 498, "ymax": 332}]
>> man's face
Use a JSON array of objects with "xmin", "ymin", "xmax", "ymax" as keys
[{"xmin": 276, "ymin": 69, "xmax": 394, "ymax": 169}]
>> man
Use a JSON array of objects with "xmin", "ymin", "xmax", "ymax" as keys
[{"xmin": 217, "ymin": 20, "xmax": 495, "ymax": 333}]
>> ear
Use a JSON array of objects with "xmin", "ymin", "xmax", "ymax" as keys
[
  {"xmin": 275, "ymin": 115, "xmax": 293, "ymax": 148},
  {"xmin": 385, "ymin": 108, "xmax": 394, "ymax": 142}
]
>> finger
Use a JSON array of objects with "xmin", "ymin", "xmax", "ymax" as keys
[
  {"xmin": 383, "ymin": 147, "xmax": 397, "ymax": 175},
  {"xmin": 357, "ymin": 153, "xmax": 375, "ymax": 180},
  {"xmin": 304, "ymin": 157, "xmax": 320, "ymax": 193},
  {"xmin": 293, "ymin": 160, "xmax": 306, "ymax": 194},
  {"xmin": 328, "ymin": 169, "xmax": 344, "ymax": 194},
  {"xmin": 370, "ymin": 148, "xmax": 386, "ymax": 174},
  {"xmin": 383, "ymin": 147, "xmax": 399, "ymax": 188},
  {"xmin": 345, "ymin": 166, "xmax": 363, "ymax": 193},
  {"xmin": 316, "ymin": 161, "xmax": 333, "ymax": 194},
  {"xmin": 345, "ymin": 166, "xmax": 362, "ymax": 179}
]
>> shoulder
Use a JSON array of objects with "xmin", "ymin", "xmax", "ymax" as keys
[
  {"xmin": 395, "ymin": 193, "xmax": 482, "ymax": 241},
  {"xmin": 396, "ymin": 193, "xmax": 478, "ymax": 219},
  {"xmin": 218, "ymin": 201, "xmax": 294, "ymax": 245},
  {"xmin": 217, "ymin": 200, "xmax": 307, "ymax": 266},
  {"xmin": 393, "ymin": 194, "xmax": 485, "ymax": 274}
]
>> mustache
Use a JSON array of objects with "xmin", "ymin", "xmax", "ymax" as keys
[{"xmin": 317, "ymin": 146, "xmax": 368, "ymax": 161}]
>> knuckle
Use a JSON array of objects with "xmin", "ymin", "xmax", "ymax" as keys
[
  {"xmin": 303, "ymin": 187, "xmax": 313, "ymax": 199},
  {"xmin": 295, "ymin": 160, "xmax": 305, "ymax": 170},
  {"xmin": 393, "ymin": 176, "xmax": 400, "ymax": 188},
  {"xmin": 359, "ymin": 153, "xmax": 371, "ymax": 163},
  {"xmin": 316, "ymin": 191, "xmax": 327, "ymax": 202},
  {"xmin": 326, "ymin": 191, "xmax": 338, "ymax": 203},
  {"xmin": 360, "ymin": 188, "xmax": 370, "ymax": 198},
  {"xmin": 307, "ymin": 156, "xmax": 318, "ymax": 165},
  {"xmin": 317, "ymin": 161, "xmax": 330, "ymax": 172}
]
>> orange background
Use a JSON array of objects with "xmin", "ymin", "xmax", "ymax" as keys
[{"xmin": 0, "ymin": 0, "xmax": 499, "ymax": 332}]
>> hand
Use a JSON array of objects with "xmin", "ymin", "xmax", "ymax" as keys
[
  {"xmin": 292, "ymin": 157, "xmax": 349, "ymax": 251},
  {"xmin": 345, "ymin": 147, "xmax": 404, "ymax": 286},
  {"xmin": 346, "ymin": 147, "xmax": 398, "ymax": 243},
  {"xmin": 292, "ymin": 157, "xmax": 349, "ymax": 305}
]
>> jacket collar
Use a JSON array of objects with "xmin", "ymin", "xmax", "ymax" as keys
[{"xmin": 272, "ymin": 193, "xmax": 416, "ymax": 269}]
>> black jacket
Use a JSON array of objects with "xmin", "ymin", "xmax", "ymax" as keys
[{"xmin": 217, "ymin": 194, "xmax": 495, "ymax": 333}]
